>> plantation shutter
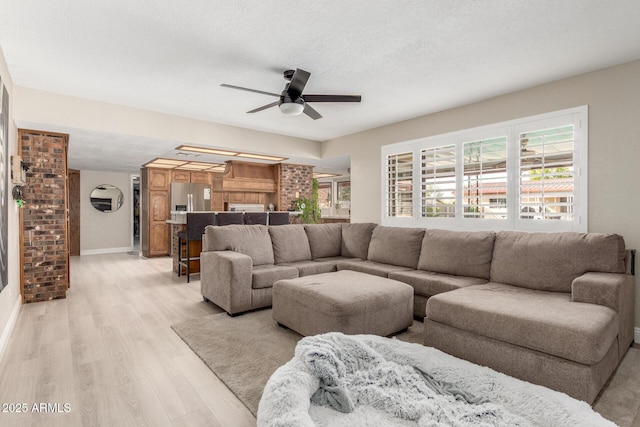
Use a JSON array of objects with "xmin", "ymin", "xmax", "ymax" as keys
[
  {"xmin": 386, "ymin": 152, "xmax": 413, "ymax": 217},
  {"xmin": 462, "ymin": 136, "xmax": 508, "ymax": 219},
  {"xmin": 519, "ymin": 125, "xmax": 574, "ymax": 221},
  {"xmin": 421, "ymin": 145, "xmax": 456, "ymax": 217}
]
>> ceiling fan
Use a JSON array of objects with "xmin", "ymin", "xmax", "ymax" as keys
[{"xmin": 221, "ymin": 68, "xmax": 361, "ymax": 120}]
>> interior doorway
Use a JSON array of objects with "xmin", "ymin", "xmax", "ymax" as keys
[
  {"xmin": 131, "ymin": 175, "xmax": 140, "ymax": 253},
  {"xmin": 68, "ymin": 169, "xmax": 81, "ymax": 256}
]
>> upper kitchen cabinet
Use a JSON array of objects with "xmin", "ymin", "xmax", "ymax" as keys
[
  {"xmin": 172, "ymin": 170, "xmax": 209, "ymax": 184},
  {"xmin": 190, "ymin": 171, "xmax": 209, "ymax": 184},
  {"xmin": 171, "ymin": 170, "xmax": 190, "ymax": 183},
  {"xmin": 149, "ymin": 168, "xmax": 171, "ymax": 190}
]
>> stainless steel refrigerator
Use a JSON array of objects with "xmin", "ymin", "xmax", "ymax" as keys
[{"xmin": 170, "ymin": 182, "xmax": 211, "ymax": 211}]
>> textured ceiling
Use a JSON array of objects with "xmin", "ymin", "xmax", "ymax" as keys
[{"xmin": 2, "ymin": 0, "xmax": 640, "ymax": 173}]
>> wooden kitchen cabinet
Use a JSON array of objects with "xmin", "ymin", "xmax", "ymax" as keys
[
  {"xmin": 226, "ymin": 191, "xmax": 265, "ymax": 204},
  {"xmin": 172, "ymin": 170, "xmax": 210, "ymax": 185},
  {"xmin": 190, "ymin": 171, "xmax": 209, "ymax": 184},
  {"xmin": 171, "ymin": 170, "xmax": 190, "ymax": 183},
  {"xmin": 244, "ymin": 192, "xmax": 260, "ymax": 203},
  {"xmin": 229, "ymin": 192, "xmax": 245, "ymax": 203},
  {"xmin": 149, "ymin": 223, "xmax": 170, "ymax": 256},
  {"xmin": 211, "ymin": 192, "xmax": 224, "ymax": 211},
  {"xmin": 150, "ymin": 192, "xmax": 169, "ymax": 221},
  {"xmin": 141, "ymin": 168, "xmax": 171, "ymax": 257},
  {"xmin": 149, "ymin": 168, "xmax": 171, "ymax": 190}
]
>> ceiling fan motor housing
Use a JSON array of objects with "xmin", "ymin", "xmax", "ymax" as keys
[{"xmin": 283, "ymin": 69, "xmax": 296, "ymax": 81}]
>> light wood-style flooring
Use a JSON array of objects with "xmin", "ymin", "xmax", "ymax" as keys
[
  {"xmin": 0, "ymin": 253, "xmax": 254, "ymax": 427},
  {"xmin": 0, "ymin": 253, "xmax": 639, "ymax": 426}
]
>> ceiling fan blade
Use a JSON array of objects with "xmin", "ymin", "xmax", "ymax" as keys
[
  {"xmin": 303, "ymin": 103, "xmax": 322, "ymax": 120},
  {"xmin": 247, "ymin": 101, "xmax": 280, "ymax": 113},
  {"xmin": 303, "ymin": 94, "xmax": 362, "ymax": 103},
  {"xmin": 221, "ymin": 84, "xmax": 279, "ymax": 97},
  {"xmin": 287, "ymin": 69, "xmax": 311, "ymax": 99}
]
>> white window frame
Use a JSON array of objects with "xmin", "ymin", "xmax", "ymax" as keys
[
  {"xmin": 381, "ymin": 106, "xmax": 588, "ymax": 232},
  {"xmin": 381, "ymin": 141, "xmax": 417, "ymax": 227}
]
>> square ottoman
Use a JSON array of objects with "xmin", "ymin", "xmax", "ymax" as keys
[{"xmin": 272, "ymin": 270, "xmax": 414, "ymax": 336}]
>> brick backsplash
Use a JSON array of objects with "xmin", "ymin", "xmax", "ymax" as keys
[{"xmin": 20, "ymin": 131, "xmax": 69, "ymax": 303}]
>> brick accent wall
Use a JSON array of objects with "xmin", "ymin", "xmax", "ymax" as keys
[
  {"xmin": 279, "ymin": 163, "xmax": 313, "ymax": 212},
  {"xmin": 20, "ymin": 130, "xmax": 69, "ymax": 303}
]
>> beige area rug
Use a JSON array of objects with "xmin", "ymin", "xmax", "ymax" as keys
[{"xmin": 171, "ymin": 308, "xmax": 424, "ymax": 416}]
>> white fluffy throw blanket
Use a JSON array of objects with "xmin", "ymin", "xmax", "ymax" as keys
[{"xmin": 257, "ymin": 333, "xmax": 614, "ymax": 427}]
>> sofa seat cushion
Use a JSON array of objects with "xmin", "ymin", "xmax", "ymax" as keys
[
  {"xmin": 314, "ymin": 256, "xmax": 363, "ymax": 263},
  {"xmin": 367, "ymin": 226, "xmax": 425, "ymax": 269},
  {"xmin": 310, "ymin": 256, "xmax": 363, "ymax": 271},
  {"xmin": 336, "ymin": 259, "xmax": 413, "ymax": 278},
  {"xmin": 269, "ymin": 224, "xmax": 312, "ymax": 264},
  {"xmin": 388, "ymin": 270, "xmax": 487, "ymax": 297},
  {"xmin": 204, "ymin": 224, "xmax": 274, "ymax": 266},
  {"xmin": 426, "ymin": 283, "xmax": 618, "ymax": 365},
  {"xmin": 252, "ymin": 264, "xmax": 299, "ymax": 290},
  {"xmin": 280, "ymin": 260, "xmax": 337, "ymax": 277}
]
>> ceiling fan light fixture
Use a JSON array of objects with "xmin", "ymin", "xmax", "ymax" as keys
[
  {"xmin": 221, "ymin": 68, "xmax": 361, "ymax": 120},
  {"xmin": 279, "ymin": 98, "xmax": 305, "ymax": 116}
]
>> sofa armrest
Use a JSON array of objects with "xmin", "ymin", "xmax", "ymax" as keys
[
  {"xmin": 201, "ymin": 250, "xmax": 253, "ymax": 315},
  {"xmin": 572, "ymin": 272, "xmax": 630, "ymax": 311},
  {"xmin": 572, "ymin": 272, "xmax": 635, "ymax": 356}
]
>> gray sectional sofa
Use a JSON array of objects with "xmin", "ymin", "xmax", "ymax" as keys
[{"xmin": 199, "ymin": 222, "xmax": 635, "ymax": 403}]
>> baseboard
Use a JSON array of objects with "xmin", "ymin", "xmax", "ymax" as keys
[
  {"xmin": 0, "ymin": 296, "xmax": 21, "ymax": 364},
  {"xmin": 80, "ymin": 246, "xmax": 132, "ymax": 256},
  {"xmin": 635, "ymin": 327, "xmax": 640, "ymax": 344}
]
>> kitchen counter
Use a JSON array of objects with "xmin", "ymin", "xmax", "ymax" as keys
[{"xmin": 319, "ymin": 215, "xmax": 350, "ymax": 224}]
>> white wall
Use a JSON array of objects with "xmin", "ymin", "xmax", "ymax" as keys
[
  {"xmin": 323, "ymin": 59, "xmax": 640, "ymax": 330},
  {"xmin": 80, "ymin": 170, "xmax": 133, "ymax": 254},
  {"xmin": 0, "ymin": 47, "xmax": 21, "ymax": 359},
  {"xmin": 13, "ymin": 87, "xmax": 322, "ymax": 160}
]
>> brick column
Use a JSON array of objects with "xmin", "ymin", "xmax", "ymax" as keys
[
  {"xmin": 20, "ymin": 130, "xmax": 69, "ymax": 303},
  {"xmin": 279, "ymin": 163, "xmax": 313, "ymax": 212}
]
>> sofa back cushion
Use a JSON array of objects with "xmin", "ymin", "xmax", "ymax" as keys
[
  {"xmin": 269, "ymin": 224, "xmax": 312, "ymax": 264},
  {"xmin": 204, "ymin": 224, "xmax": 274, "ymax": 266},
  {"xmin": 490, "ymin": 231, "xmax": 626, "ymax": 292},
  {"xmin": 418, "ymin": 229, "xmax": 495, "ymax": 279},
  {"xmin": 341, "ymin": 223, "xmax": 377, "ymax": 259},
  {"xmin": 304, "ymin": 224, "xmax": 343, "ymax": 259},
  {"xmin": 368, "ymin": 226, "xmax": 425, "ymax": 269}
]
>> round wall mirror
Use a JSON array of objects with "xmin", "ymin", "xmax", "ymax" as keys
[{"xmin": 90, "ymin": 184, "xmax": 124, "ymax": 212}]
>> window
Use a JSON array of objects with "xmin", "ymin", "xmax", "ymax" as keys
[
  {"xmin": 463, "ymin": 137, "xmax": 507, "ymax": 219},
  {"xmin": 421, "ymin": 145, "xmax": 455, "ymax": 218},
  {"xmin": 318, "ymin": 182, "xmax": 332, "ymax": 209},
  {"xmin": 518, "ymin": 125, "xmax": 574, "ymax": 221},
  {"xmin": 386, "ymin": 153, "xmax": 413, "ymax": 217},
  {"xmin": 489, "ymin": 198, "xmax": 507, "ymax": 208},
  {"xmin": 381, "ymin": 106, "xmax": 587, "ymax": 232},
  {"xmin": 337, "ymin": 181, "xmax": 351, "ymax": 211}
]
